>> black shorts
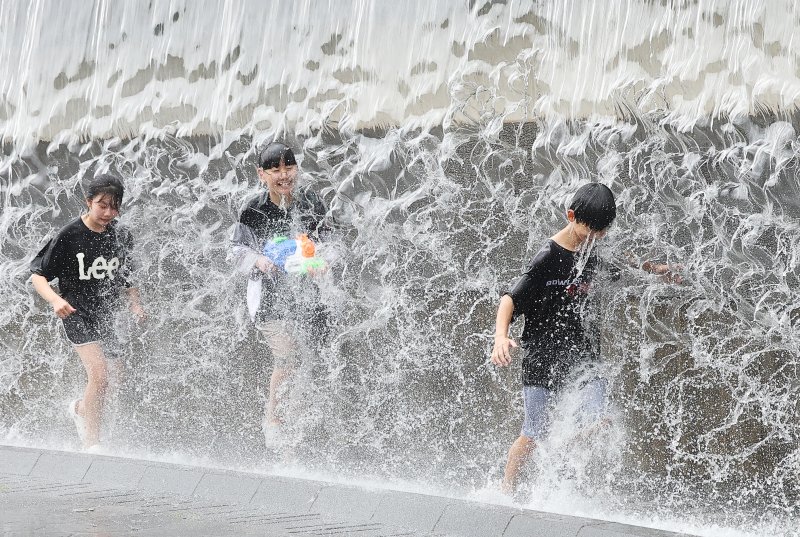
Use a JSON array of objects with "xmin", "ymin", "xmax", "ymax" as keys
[{"xmin": 61, "ymin": 311, "xmax": 122, "ymax": 357}]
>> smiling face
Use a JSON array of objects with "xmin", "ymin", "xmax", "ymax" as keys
[
  {"xmin": 258, "ymin": 160, "xmax": 298, "ymax": 204},
  {"xmin": 85, "ymin": 193, "xmax": 120, "ymax": 230}
]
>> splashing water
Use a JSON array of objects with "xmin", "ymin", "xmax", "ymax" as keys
[{"xmin": 1, "ymin": 2, "xmax": 799, "ymax": 536}]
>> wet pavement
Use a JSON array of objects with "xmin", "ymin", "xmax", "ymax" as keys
[{"xmin": 0, "ymin": 445, "xmax": 695, "ymax": 537}]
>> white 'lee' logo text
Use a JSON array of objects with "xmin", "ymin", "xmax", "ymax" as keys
[{"xmin": 77, "ymin": 253, "xmax": 120, "ymax": 280}]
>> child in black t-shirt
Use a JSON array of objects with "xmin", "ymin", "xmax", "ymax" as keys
[
  {"xmin": 491, "ymin": 183, "xmax": 676, "ymax": 493},
  {"xmin": 30, "ymin": 174, "xmax": 144, "ymax": 450},
  {"xmin": 229, "ymin": 142, "xmax": 329, "ymax": 448}
]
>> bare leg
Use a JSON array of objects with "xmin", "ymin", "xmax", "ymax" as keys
[
  {"xmin": 573, "ymin": 415, "xmax": 613, "ymax": 447},
  {"xmin": 101, "ymin": 359, "xmax": 124, "ymax": 441},
  {"xmin": 502, "ymin": 435, "xmax": 536, "ymax": 494},
  {"xmin": 265, "ymin": 366, "xmax": 293, "ymax": 426},
  {"xmin": 73, "ymin": 343, "xmax": 109, "ymax": 448},
  {"xmin": 572, "ymin": 378, "xmax": 611, "ymax": 446},
  {"xmin": 261, "ymin": 320, "xmax": 299, "ymax": 428},
  {"xmin": 105, "ymin": 359, "xmax": 123, "ymax": 398}
]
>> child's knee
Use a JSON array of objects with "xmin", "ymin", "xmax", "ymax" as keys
[{"xmin": 514, "ymin": 434, "xmax": 536, "ymax": 452}]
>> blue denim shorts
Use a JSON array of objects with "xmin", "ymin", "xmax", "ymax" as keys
[{"xmin": 521, "ymin": 378, "xmax": 608, "ymax": 439}]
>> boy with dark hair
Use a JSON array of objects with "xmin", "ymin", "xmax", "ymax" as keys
[
  {"xmin": 230, "ymin": 142, "xmax": 330, "ymax": 447},
  {"xmin": 30, "ymin": 174, "xmax": 145, "ymax": 450},
  {"xmin": 491, "ymin": 182, "xmax": 673, "ymax": 493}
]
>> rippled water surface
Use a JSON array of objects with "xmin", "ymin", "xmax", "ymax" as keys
[{"xmin": 1, "ymin": 2, "xmax": 798, "ymax": 536}]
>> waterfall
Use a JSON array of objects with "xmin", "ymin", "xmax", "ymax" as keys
[{"xmin": 1, "ymin": 2, "xmax": 798, "ymax": 536}]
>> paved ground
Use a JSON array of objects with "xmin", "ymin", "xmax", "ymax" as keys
[
  {"xmin": 0, "ymin": 472, "xmax": 419, "ymax": 536},
  {"xmin": 0, "ymin": 444, "xmax": 696, "ymax": 537}
]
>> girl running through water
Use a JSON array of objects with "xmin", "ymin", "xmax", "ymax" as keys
[{"xmin": 30, "ymin": 174, "xmax": 144, "ymax": 450}]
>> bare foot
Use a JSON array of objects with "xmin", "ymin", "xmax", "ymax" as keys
[{"xmin": 500, "ymin": 478, "xmax": 515, "ymax": 495}]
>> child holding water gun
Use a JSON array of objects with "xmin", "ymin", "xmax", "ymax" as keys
[{"xmin": 229, "ymin": 142, "xmax": 330, "ymax": 447}]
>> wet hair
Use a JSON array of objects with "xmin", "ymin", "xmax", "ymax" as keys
[
  {"xmin": 86, "ymin": 174, "xmax": 124, "ymax": 210},
  {"xmin": 259, "ymin": 142, "xmax": 297, "ymax": 169},
  {"xmin": 569, "ymin": 182, "xmax": 616, "ymax": 231}
]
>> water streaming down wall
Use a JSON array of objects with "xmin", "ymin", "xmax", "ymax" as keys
[{"xmin": 1, "ymin": 1, "xmax": 799, "ymax": 535}]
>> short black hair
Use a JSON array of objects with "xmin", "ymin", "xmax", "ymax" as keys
[
  {"xmin": 86, "ymin": 174, "xmax": 124, "ymax": 210},
  {"xmin": 259, "ymin": 142, "xmax": 297, "ymax": 169},
  {"xmin": 569, "ymin": 183, "xmax": 616, "ymax": 231}
]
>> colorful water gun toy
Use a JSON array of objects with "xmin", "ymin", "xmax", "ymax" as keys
[{"xmin": 263, "ymin": 234, "xmax": 326, "ymax": 275}]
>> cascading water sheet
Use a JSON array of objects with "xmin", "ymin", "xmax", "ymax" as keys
[{"xmin": 1, "ymin": 2, "xmax": 798, "ymax": 536}]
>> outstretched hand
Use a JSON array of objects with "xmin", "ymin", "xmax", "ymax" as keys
[
  {"xmin": 491, "ymin": 336, "xmax": 518, "ymax": 367},
  {"xmin": 650, "ymin": 263, "xmax": 684, "ymax": 284}
]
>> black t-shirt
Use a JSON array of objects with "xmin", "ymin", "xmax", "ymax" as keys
[
  {"xmin": 238, "ymin": 189, "xmax": 328, "ymax": 241},
  {"xmin": 30, "ymin": 217, "xmax": 134, "ymax": 316},
  {"xmin": 505, "ymin": 239, "xmax": 600, "ymax": 389},
  {"xmin": 231, "ymin": 188, "xmax": 329, "ymax": 322}
]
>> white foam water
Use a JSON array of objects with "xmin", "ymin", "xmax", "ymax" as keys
[{"xmin": 1, "ymin": 2, "xmax": 799, "ymax": 536}]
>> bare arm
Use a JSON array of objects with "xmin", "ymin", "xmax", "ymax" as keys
[
  {"xmin": 229, "ymin": 223, "xmax": 276, "ymax": 274},
  {"xmin": 231, "ymin": 243, "xmax": 275, "ymax": 273},
  {"xmin": 31, "ymin": 274, "xmax": 76, "ymax": 319},
  {"xmin": 491, "ymin": 294, "xmax": 518, "ymax": 367},
  {"xmin": 641, "ymin": 260, "xmax": 683, "ymax": 283},
  {"xmin": 623, "ymin": 251, "xmax": 683, "ymax": 284},
  {"xmin": 126, "ymin": 287, "xmax": 146, "ymax": 321}
]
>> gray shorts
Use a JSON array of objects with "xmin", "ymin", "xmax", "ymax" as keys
[
  {"xmin": 521, "ymin": 378, "xmax": 608, "ymax": 440},
  {"xmin": 255, "ymin": 319, "xmax": 311, "ymax": 368}
]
